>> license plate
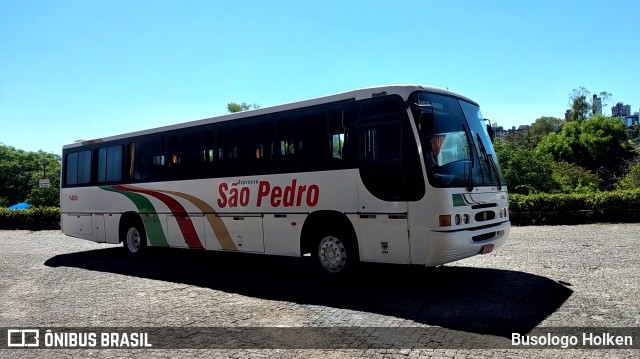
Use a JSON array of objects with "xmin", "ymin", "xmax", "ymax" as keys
[{"xmin": 480, "ymin": 244, "xmax": 494, "ymax": 254}]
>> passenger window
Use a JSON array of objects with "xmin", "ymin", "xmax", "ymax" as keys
[
  {"xmin": 65, "ymin": 150, "xmax": 91, "ymax": 186},
  {"xmin": 358, "ymin": 97, "xmax": 425, "ymax": 201},
  {"xmin": 97, "ymin": 145, "xmax": 122, "ymax": 183},
  {"xmin": 361, "ymin": 122, "xmax": 401, "ymax": 163},
  {"xmin": 65, "ymin": 153, "xmax": 78, "ymax": 186},
  {"xmin": 168, "ymin": 132, "xmax": 203, "ymax": 178},
  {"xmin": 129, "ymin": 140, "xmax": 164, "ymax": 181}
]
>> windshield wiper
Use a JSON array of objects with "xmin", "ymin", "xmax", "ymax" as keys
[
  {"xmin": 462, "ymin": 123, "xmax": 474, "ymax": 192},
  {"xmin": 487, "ymin": 154, "xmax": 502, "ymax": 190},
  {"xmin": 475, "ymin": 134, "xmax": 502, "ymax": 190}
]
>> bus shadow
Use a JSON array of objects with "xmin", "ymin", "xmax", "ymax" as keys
[{"xmin": 44, "ymin": 247, "xmax": 572, "ymax": 338}]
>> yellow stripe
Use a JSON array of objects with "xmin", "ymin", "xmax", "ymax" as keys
[{"xmin": 155, "ymin": 189, "xmax": 238, "ymax": 251}]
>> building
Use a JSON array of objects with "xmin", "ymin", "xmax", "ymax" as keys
[
  {"xmin": 624, "ymin": 114, "xmax": 639, "ymax": 127},
  {"xmin": 491, "ymin": 123, "xmax": 530, "ymax": 142},
  {"xmin": 592, "ymin": 94, "xmax": 602, "ymax": 115},
  {"xmin": 491, "ymin": 125, "xmax": 506, "ymax": 141},
  {"xmin": 564, "ymin": 109, "xmax": 571, "ymax": 121},
  {"xmin": 612, "ymin": 102, "xmax": 632, "ymax": 118}
]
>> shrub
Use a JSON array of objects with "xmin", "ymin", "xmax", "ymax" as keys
[
  {"xmin": 0, "ymin": 207, "xmax": 60, "ymax": 230},
  {"xmin": 26, "ymin": 186, "xmax": 60, "ymax": 207},
  {"xmin": 509, "ymin": 190, "xmax": 640, "ymax": 225},
  {"xmin": 617, "ymin": 158, "xmax": 640, "ymax": 190},
  {"xmin": 494, "ymin": 140, "xmax": 560, "ymax": 194}
]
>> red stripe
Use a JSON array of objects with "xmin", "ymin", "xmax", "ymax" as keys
[{"xmin": 114, "ymin": 185, "xmax": 204, "ymax": 249}]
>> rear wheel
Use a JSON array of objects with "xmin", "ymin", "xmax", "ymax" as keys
[{"xmin": 122, "ymin": 221, "xmax": 146, "ymax": 255}]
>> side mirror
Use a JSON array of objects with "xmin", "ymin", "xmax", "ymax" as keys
[
  {"xmin": 483, "ymin": 117, "xmax": 495, "ymax": 142},
  {"xmin": 486, "ymin": 123, "xmax": 495, "ymax": 142}
]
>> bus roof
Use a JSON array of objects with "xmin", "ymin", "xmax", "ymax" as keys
[{"xmin": 62, "ymin": 85, "xmax": 477, "ymax": 150}]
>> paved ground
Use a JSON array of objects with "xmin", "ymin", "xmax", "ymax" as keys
[{"xmin": 0, "ymin": 225, "xmax": 638, "ymax": 358}]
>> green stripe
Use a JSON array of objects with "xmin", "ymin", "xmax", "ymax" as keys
[
  {"xmin": 99, "ymin": 186, "xmax": 168, "ymax": 247},
  {"xmin": 452, "ymin": 194, "xmax": 467, "ymax": 207}
]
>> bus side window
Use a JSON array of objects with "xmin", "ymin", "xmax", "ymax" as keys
[
  {"xmin": 297, "ymin": 113, "xmax": 325, "ymax": 169},
  {"xmin": 358, "ymin": 97, "xmax": 407, "ymax": 201},
  {"xmin": 215, "ymin": 127, "xmax": 228, "ymax": 176},
  {"xmin": 328, "ymin": 109, "xmax": 347, "ymax": 163},
  {"xmin": 65, "ymin": 150, "xmax": 92, "ymax": 186},
  {"xmin": 275, "ymin": 118, "xmax": 294, "ymax": 172},
  {"xmin": 236, "ymin": 122, "xmax": 259, "ymax": 176},
  {"xmin": 226, "ymin": 126, "xmax": 240, "ymax": 175},
  {"xmin": 129, "ymin": 139, "xmax": 164, "ymax": 181},
  {"xmin": 337, "ymin": 103, "xmax": 358, "ymax": 168},
  {"xmin": 358, "ymin": 97, "xmax": 425, "ymax": 201},
  {"xmin": 254, "ymin": 120, "xmax": 274, "ymax": 173},
  {"xmin": 97, "ymin": 145, "xmax": 122, "ymax": 183},
  {"xmin": 172, "ymin": 132, "xmax": 203, "ymax": 179},
  {"xmin": 65, "ymin": 152, "xmax": 79, "ymax": 186},
  {"xmin": 203, "ymin": 130, "xmax": 214, "ymax": 162}
]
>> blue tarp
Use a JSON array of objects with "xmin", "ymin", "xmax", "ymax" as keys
[{"xmin": 8, "ymin": 202, "xmax": 30, "ymax": 210}]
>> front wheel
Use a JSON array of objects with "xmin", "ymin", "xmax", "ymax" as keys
[
  {"xmin": 122, "ymin": 222, "xmax": 146, "ymax": 255},
  {"xmin": 313, "ymin": 233, "xmax": 358, "ymax": 276}
]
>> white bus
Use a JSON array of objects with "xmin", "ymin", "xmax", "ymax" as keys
[{"xmin": 61, "ymin": 85, "xmax": 510, "ymax": 275}]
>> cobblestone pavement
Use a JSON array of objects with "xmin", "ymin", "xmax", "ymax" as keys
[{"xmin": 0, "ymin": 224, "xmax": 638, "ymax": 358}]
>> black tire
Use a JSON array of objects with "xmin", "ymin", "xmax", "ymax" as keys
[
  {"xmin": 121, "ymin": 219, "xmax": 147, "ymax": 256},
  {"xmin": 311, "ymin": 230, "xmax": 359, "ymax": 276}
]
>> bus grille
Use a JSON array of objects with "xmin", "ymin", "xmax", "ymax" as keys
[{"xmin": 475, "ymin": 211, "xmax": 496, "ymax": 222}]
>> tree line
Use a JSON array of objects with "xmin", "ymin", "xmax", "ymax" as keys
[
  {"xmin": 0, "ymin": 144, "xmax": 61, "ymax": 207},
  {"xmin": 495, "ymin": 88, "xmax": 640, "ymax": 194}
]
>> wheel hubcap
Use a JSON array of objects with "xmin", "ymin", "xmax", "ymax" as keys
[
  {"xmin": 126, "ymin": 228, "xmax": 141, "ymax": 253},
  {"xmin": 318, "ymin": 236, "xmax": 346, "ymax": 273}
]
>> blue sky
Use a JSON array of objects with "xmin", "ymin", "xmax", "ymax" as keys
[{"xmin": 1, "ymin": 0, "xmax": 639, "ymax": 155}]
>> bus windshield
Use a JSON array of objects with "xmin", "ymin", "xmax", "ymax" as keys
[{"xmin": 410, "ymin": 91, "xmax": 504, "ymax": 189}]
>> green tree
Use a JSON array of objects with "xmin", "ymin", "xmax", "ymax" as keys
[
  {"xmin": 568, "ymin": 87, "xmax": 590, "ymax": 122},
  {"xmin": 617, "ymin": 158, "xmax": 640, "ymax": 190},
  {"xmin": 529, "ymin": 116, "xmax": 563, "ymax": 141},
  {"xmin": 494, "ymin": 140, "xmax": 560, "ymax": 194},
  {"xmin": 551, "ymin": 161, "xmax": 601, "ymax": 193},
  {"xmin": 626, "ymin": 124, "xmax": 640, "ymax": 145},
  {"xmin": 0, "ymin": 144, "xmax": 61, "ymax": 207},
  {"xmin": 570, "ymin": 95, "xmax": 590, "ymax": 122},
  {"xmin": 568, "ymin": 87, "xmax": 613, "ymax": 121},
  {"xmin": 536, "ymin": 116, "xmax": 637, "ymax": 188},
  {"xmin": 27, "ymin": 186, "xmax": 60, "ymax": 207},
  {"xmin": 595, "ymin": 91, "xmax": 613, "ymax": 116},
  {"xmin": 513, "ymin": 116, "xmax": 564, "ymax": 149},
  {"xmin": 227, "ymin": 102, "xmax": 260, "ymax": 113}
]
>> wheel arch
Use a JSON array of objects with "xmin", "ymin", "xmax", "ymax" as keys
[
  {"xmin": 118, "ymin": 211, "xmax": 145, "ymax": 244},
  {"xmin": 300, "ymin": 210, "xmax": 358, "ymax": 257}
]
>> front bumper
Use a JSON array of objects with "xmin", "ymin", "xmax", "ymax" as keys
[{"xmin": 425, "ymin": 221, "xmax": 510, "ymax": 266}]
